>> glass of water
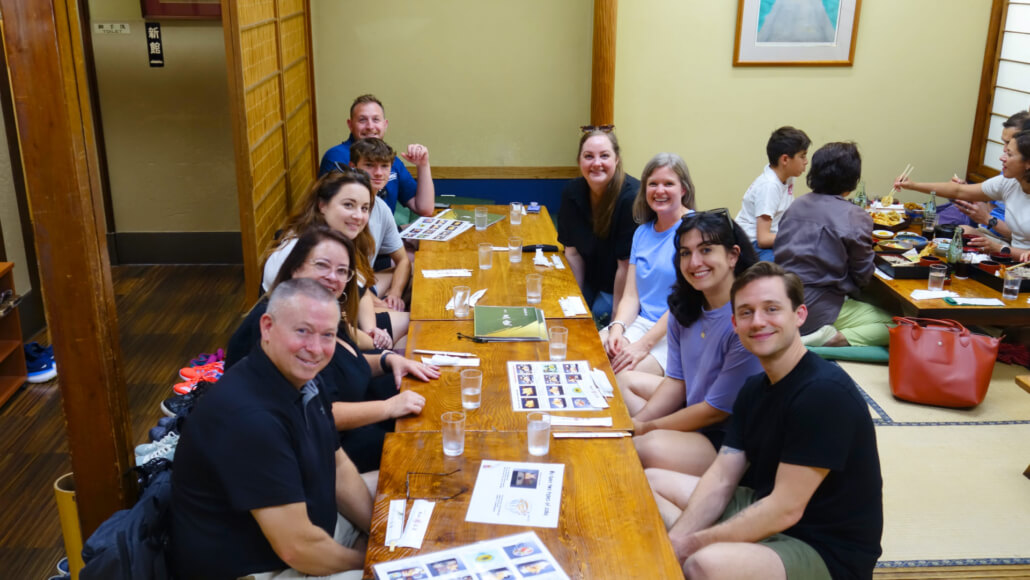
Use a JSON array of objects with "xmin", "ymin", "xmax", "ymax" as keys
[
  {"xmin": 1003, "ymin": 272, "xmax": 1022, "ymax": 301},
  {"xmin": 526, "ymin": 274, "xmax": 542, "ymax": 304},
  {"xmin": 441, "ymin": 411, "xmax": 465, "ymax": 456},
  {"xmin": 460, "ymin": 369, "xmax": 482, "ymax": 410},
  {"xmin": 453, "ymin": 285, "xmax": 471, "ymax": 318},
  {"xmin": 508, "ymin": 237, "xmax": 522, "ymax": 263},
  {"xmin": 474, "ymin": 207, "xmax": 488, "ymax": 231},
  {"xmin": 927, "ymin": 264, "xmax": 947, "ymax": 291},
  {"xmin": 548, "ymin": 326, "xmax": 568, "ymax": 361},
  {"xmin": 510, "ymin": 202, "xmax": 523, "ymax": 226},
  {"xmin": 478, "ymin": 243, "xmax": 493, "ymax": 270},
  {"xmin": 527, "ymin": 412, "xmax": 550, "ymax": 456}
]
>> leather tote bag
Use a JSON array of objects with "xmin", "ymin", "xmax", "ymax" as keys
[{"xmin": 888, "ymin": 317, "xmax": 1000, "ymax": 408}]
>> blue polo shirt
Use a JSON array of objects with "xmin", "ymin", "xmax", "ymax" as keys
[
  {"xmin": 170, "ymin": 346, "xmax": 340, "ymax": 579},
  {"xmin": 318, "ymin": 134, "xmax": 417, "ymax": 212}
]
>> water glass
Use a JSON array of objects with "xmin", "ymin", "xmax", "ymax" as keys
[
  {"xmin": 927, "ymin": 264, "xmax": 947, "ymax": 291},
  {"xmin": 1003, "ymin": 272, "xmax": 1022, "ymax": 301},
  {"xmin": 453, "ymin": 285, "xmax": 471, "ymax": 318},
  {"xmin": 526, "ymin": 274, "xmax": 542, "ymax": 304},
  {"xmin": 508, "ymin": 237, "xmax": 523, "ymax": 263},
  {"xmin": 510, "ymin": 202, "xmax": 523, "ymax": 226},
  {"xmin": 441, "ymin": 411, "xmax": 465, "ymax": 456},
  {"xmin": 548, "ymin": 326, "xmax": 568, "ymax": 361},
  {"xmin": 474, "ymin": 207, "xmax": 488, "ymax": 231},
  {"xmin": 527, "ymin": 412, "xmax": 550, "ymax": 456},
  {"xmin": 460, "ymin": 369, "xmax": 482, "ymax": 410},
  {"xmin": 478, "ymin": 243, "xmax": 493, "ymax": 270}
]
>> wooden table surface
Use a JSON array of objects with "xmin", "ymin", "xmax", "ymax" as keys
[
  {"xmin": 364, "ymin": 431, "xmax": 682, "ymax": 579},
  {"xmin": 398, "ymin": 319, "xmax": 633, "ymax": 432},
  {"xmin": 867, "ymin": 267, "xmax": 1030, "ymax": 326},
  {"xmin": 415, "ymin": 205, "xmax": 560, "ymax": 253},
  {"xmin": 410, "ymin": 249, "xmax": 590, "ymax": 321}
]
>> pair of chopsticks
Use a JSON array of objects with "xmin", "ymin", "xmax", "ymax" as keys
[
  {"xmin": 883, "ymin": 164, "xmax": 914, "ymax": 206},
  {"xmin": 1000, "ymin": 261, "xmax": 1030, "ymax": 274}
]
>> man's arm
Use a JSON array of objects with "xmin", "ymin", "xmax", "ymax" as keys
[
  {"xmin": 667, "ymin": 446, "xmax": 748, "ymax": 560},
  {"xmin": 401, "ymin": 145, "xmax": 435, "ymax": 216},
  {"xmin": 334, "ymin": 448, "xmax": 373, "ymax": 532},
  {"xmin": 755, "ymin": 215, "xmax": 776, "ymax": 249},
  {"xmin": 251, "ymin": 502, "xmax": 364, "ymax": 575},
  {"xmin": 673, "ymin": 459, "xmax": 829, "ymax": 562}
]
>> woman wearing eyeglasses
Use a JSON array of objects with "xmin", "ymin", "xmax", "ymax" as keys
[
  {"xmin": 775, "ymin": 142, "xmax": 893, "ymax": 347},
  {"xmin": 226, "ymin": 225, "xmax": 439, "ymax": 472},
  {"xmin": 557, "ymin": 126, "xmax": 640, "ymax": 321},
  {"xmin": 603, "ymin": 153, "xmax": 696, "ymax": 382},
  {"xmin": 262, "ymin": 169, "xmax": 408, "ymax": 350},
  {"xmin": 630, "ymin": 212, "xmax": 762, "ymax": 476}
]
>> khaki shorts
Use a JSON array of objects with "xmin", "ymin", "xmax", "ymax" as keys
[{"xmin": 718, "ymin": 487, "xmax": 832, "ymax": 580}]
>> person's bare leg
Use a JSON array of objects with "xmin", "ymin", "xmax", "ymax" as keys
[
  {"xmin": 645, "ymin": 467, "xmax": 701, "ymax": 529},
  {"xmin": 683, "ymin": 542, "xmax": 786, "ymax": 580},
  {"xmin": 615, "ymin": 354, "xmax": 663, "ymax": 392},
  {"xmin": 617, "ymin": 371, "xmax": 664, "ymax": 416},
  {"xmin": 635, "ymin": 430, "xmax": 717, "ymax": 474}
]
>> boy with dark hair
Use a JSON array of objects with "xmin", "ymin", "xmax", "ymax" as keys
[
  {"xmin": 350, "ymin": 138, "xmax": 411, "ymax": 311},
  {"xmin": 735, "ymin": 127, "xmax": 811, "ymax": 261}
]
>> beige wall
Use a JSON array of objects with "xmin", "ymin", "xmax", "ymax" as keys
[
  {"xmin": 89, "ymin": 0, "xmax": 237, "ymax": 232},
  {"xmin": 310, "ymin": 0, "xmax": 594, "ymax": 167},
  {"xmin": 0, "ymin": 107, "xmax": 31, "ymax": 294},
  {"xmin": 615, "ymin": 0, "xmax": 993, "ymax": 213}
]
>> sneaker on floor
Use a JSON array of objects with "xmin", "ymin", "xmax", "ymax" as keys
[
  {"xmin": 161, "ymin": 379, "xmax": 214, "ymax": 417},
  {"xmin": 148, "ymin": 415, "xmax": 181, "ymax": 442},
  {"xmin": 135, "ymin": 431, "xmax": 179, "ymax": 458},
  {"xmin": 135, "ymin": 437, "xmax": 178, "ymax": 466},
  {"xmin": 56, "ymin": 557, "xmax": 69, "ymax": 575},
  {"xmin": 27, "ymin": 357, "xmax": 57, "ymax": 383},
  {"xmin": 188, "ymin": 348, "xmax": 225, "ymax": 367},
  {"xmin": 801, "ymin": 324, "xmax": 838, "ymax": 347},
  {"xmin": 178, "ymin": 360, "xmax": 223, "ymax": 381}
]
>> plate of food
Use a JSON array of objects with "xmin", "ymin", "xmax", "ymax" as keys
[
  {"xmin": 872, "ymin": 229, "xmax": 895, "ymax": 240},
  {"xmin": 876, "ymin": 239, "xmax": 914, "ymax": 254},
  {"xmin": 894, "ymin": 233, "xmax": 928, "ymax": 250},
  {"xmin": 869, "ymin": 210, "xmax": 911, "ymax": 232}
]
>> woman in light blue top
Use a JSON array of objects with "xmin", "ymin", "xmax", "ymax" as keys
[{"xmin": 602, "ymin": 153, "xmax": 696, "ymax": 382}]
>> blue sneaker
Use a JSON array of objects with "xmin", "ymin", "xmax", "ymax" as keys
[
  {"xmin": 149, "ymin": 416, "xmax": 180, "ymax": 442},
  {"xmin": 27, "ymin": 357, "xmax": 57, "ymax": 383},
  {"xmin": 56, "ymin": 557, "xmax": 69, "ymax": 575}
]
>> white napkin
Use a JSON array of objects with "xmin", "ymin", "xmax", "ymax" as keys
[
  {"xmin": 422, "ymin": 269, "xmax": 472, "ymax": 278},
  {"xmin": 445, "ymin": 288, "xmax": 486, "ymax": 310},
  {"xmin": 549, "ymin": 416, "xmax": 613, "ymax": 427},
  {"xmin": 533, "ymin": 248, "xmax": 551, "ymax": 267},
  {"xmin": 491, "ymin": 246, "xmax": 508, "ymax": 251},
  {"xmin": 873, "ymin": 268, "xmax": 894, "ymax": 281},
  {"xmin": 396, "ymin": 500, "xmax": 434, "ymax": 549},
  {"xmin": 559, "ymin": 296, "xmax": 588, "ymax": 316},
  {"xmin": 421, "ymin": 355, "xmax": 480, "ymax": 367},
  {"xmin": 909, "ymin": 290, "xmax": 958, "ymax": 300},
  {"xmin": 552, "ymin": 255, "xmax": 565, "ymax": 269},
  {"xmin": 590, "ymin": 368, "xmax": 614, "ymax": 398},
  {"xmin": 950, "ymin": 297, "xmax": 1005, "ymax": 306}
]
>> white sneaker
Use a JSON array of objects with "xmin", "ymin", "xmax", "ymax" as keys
[{"xmin": 135, "ymin": 432, "xmax": 179, "ymax": 459}]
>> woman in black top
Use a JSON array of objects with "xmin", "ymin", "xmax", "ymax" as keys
[
  {"xmin": 227, "ymin": 226, "xmax": 439, "ymax": 471},
  {"xmin": 557, "ymin": 127, "xmax": 640, "ymax": 322}
]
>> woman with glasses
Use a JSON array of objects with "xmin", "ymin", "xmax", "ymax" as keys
[
  {"xmin": 557, "ymin": 126, "xmax": 640, "ymax": 322},
  {"xmin": 603, "ymin": 153, "xmax": 696, "ymax": 382},
  {"xmin": 226, "ymin": 225, "xmax": 439, "ymax": 472},
  {"xmin": 775, "ymin": 142, "xmax": 893, "ymax": 347},
  {"xmin": 630, "ymin": 212, "xmax": 762, "ymax": 476},
  {"xmin": 262, "ymin": 169, "xmax": 407, "ymax": 350}
]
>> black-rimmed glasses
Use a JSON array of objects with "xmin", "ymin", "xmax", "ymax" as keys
[{"xmin": 406, "ymin": 469, "xmax": 467, "ymax": 501}]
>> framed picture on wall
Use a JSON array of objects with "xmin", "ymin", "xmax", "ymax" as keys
[
  {"xmin": 734, "ymin": 0, "xmax": 861, "ymax": 66},
  {"xmin": 140, "ymin": 0, "xmax": 221, "ymax": 20}
]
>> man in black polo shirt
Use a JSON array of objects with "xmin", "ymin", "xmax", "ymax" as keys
[
  {"xmin": 171, "ymin": 278, "xmax": 371, "ymax": 579},
  {"xmin": 648, "ymin": 262, "xmax": 882, "ymax": 580}
]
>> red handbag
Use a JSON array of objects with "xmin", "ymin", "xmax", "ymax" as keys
[{"xmin": 888, "ymin": 317, "xmax": 1000, "ymax": 408}]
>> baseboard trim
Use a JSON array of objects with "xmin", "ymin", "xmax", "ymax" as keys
[
  {"xmin": 109, "ymin": 232, "xmax": 243, "ymax": 265},
  {"xmin": 417, "ymin": 166, "xmax": 579, "ymax": 180}
]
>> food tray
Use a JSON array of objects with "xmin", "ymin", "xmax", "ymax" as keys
[
  {"xmin": 969, "ymin": 264, "xmax": 1030, "ymax": 293},
  {"xmin": 874, "ymin": 254, "xmax": 930, "ymax": 279}
]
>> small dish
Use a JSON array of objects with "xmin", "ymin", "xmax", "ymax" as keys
[
  {"xmin": 894, "ymin": 233, "xmax": 928, "ymax": 250},
  {"xmin": 872, "ymin": 229, "xmax": 895, "ymax": 240},
  {"xmin": 876, "ymin": 239, "xmax": 914, "ymax": 254}
]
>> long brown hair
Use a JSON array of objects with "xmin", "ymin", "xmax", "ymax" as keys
[
  {"xmin": 271, "ymin": 225, "xmax": 360, "ymax": 340},
  {"xmin": 270, "ymin": 168, "xmax": 376, "ymax": 286},
  {"xmin": 578, "ymin": 129, "xmax": 626, "ymax": 238}
]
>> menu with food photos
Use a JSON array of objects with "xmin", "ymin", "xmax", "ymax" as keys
[
  {"xmin": 401, "ymin": 216, "xmax": 474, "ymax": 242},
  {"xmin": 507, "ymin": 360, "xmax": 608, "ymax": 412},
  {"xmin": 373, "ymin": 531, "xmax": 569, "ymax": 580}
]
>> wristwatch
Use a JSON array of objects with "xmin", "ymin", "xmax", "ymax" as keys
[{"xmin": 988, "ymin": 217, "xmax": 999, "ymax": 229}]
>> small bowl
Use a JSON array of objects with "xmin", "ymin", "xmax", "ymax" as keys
[
  {"xmin": 894, "ymin": 233, "xmax": 928, "ymax": 250},
  {"xmin": 872, "ymin": 229, "xmax": 895, "ymax": 240},
  {"xmin": 980, "ymin": 260, "xmax": 1002, "ymax": 275},
  {"xmin": 876, "ymin": 239, "xmax": 913, "ymax": 254},
  {"xmin": 919, "ymin": 255, "xmax": 943, "ymax": 267},
  {"xmin": 989, "ymin": 253, "xmax": 1014, "ymax": 265}
]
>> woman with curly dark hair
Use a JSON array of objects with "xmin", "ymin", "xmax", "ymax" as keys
[{"xmin": 628, "ymin": 210, "xmax": 762, "ymax": 477}]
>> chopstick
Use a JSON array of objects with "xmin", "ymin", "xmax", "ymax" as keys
[
  {"xmin": 883, "ymin": 164, "xmax": 914, "ymax": 206},
  {"xmin": 412, "ymin": 349, "xmax": 476, "ymax": 358}
]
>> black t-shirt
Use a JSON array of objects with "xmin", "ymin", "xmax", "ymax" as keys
[
  {"xmin": 725, "ymin": 352, "xmax": 883, "ymax": 580},
  {"xmin": 170, "ymin": 347, "xmax": 341, "ymax": 579},
  {"xmin": 556, "ymin": 175, "xmax": 640, "ymax": 295}
]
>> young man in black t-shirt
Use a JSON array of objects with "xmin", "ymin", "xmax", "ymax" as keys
[{"xmin": 647, "ymin": 262, "xmax": 882, "ymax": 580}]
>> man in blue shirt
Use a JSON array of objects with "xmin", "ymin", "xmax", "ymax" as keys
[{"xmin": 319, "ymin": 94, "xmax": 435, "ymax": 217}]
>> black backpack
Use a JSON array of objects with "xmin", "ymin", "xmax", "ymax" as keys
[{"xmin": 80, "ymin": 465, "xmax": 173, "ymax": 580}]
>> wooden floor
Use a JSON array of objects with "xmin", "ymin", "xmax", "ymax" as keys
[
  {"xmin": 0, "ymin": 265, "xmax": 245, "ymax": 580},
  {"xmin": 0, "ymin": 264, "xmax": 1027, "ymax": 579}
]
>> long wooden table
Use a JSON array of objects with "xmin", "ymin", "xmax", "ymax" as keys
[
  {"xmin": 410, "ymin": 249, "xmax": 590, "ymax": 321},
  {"xmin": 866, "ymin": 267, "xmax": 1030, "ymax": 326},
  {"xmin": 415, "ymin": 205, "xmax": 559, "ymax": 252},
  {"xmin": 363, "ymin": 432, "xmax": 683, "ymax": 579},
  {"xmin": 399, "ymin": 319, "xmax": 632, "ymax": 432}
]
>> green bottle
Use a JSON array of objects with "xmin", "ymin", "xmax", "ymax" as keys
[
  {"xmin": 853, "ymin": 181, "xmax": 867, "ymax": 207},
  {"xmin": 948, "ymin": 225, "xmax": 962, "ymax": 265}
]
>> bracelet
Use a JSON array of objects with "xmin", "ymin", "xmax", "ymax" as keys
[
  {"xmin": 379, "ymin": 350, "xmax": 395, "ymax": 371},
  {"xmin": 606, "ymin": 320, "xmax": 626, "ymax": 332}
]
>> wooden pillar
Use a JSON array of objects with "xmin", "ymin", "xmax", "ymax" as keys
[
  {"xmin": 590, "ymin": 0, "xmax": 617, "ymax": 125},
  {"xmin": 0, "ymin": 0, "xmax": 135, "ymax": 535}
]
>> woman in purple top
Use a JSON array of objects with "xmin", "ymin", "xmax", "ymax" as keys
[{"xmin": 629, "ymin": 210, "xmax": 763, "ymax": 476}]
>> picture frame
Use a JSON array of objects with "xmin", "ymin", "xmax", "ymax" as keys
[
  {"xmin": 140, "ymin": 0, "xmax": 221, "ymax": 20},
  {"xmin": 734, "ymin": 0, "xmax": 861, "ymax": 66}
]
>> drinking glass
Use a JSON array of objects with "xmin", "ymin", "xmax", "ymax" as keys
[
  {"xmin": 526, "ymin": 274, "xmax": 542, "ymax": 304},
  {"xmin": 548, "ymin": 326, "xmax": 568, "ymax": 361},
  {"xmin": 527, "ymin": 412, "xmax": 550, "ymax": 456},
  {"xmin": 927, "ymin": 264, "xmax": 947, "ymax": 291},
  {"xmin": 478, "ymin": 243, "xmax": 493, "ymax": 270},
  {"xmin": 460, "ymin": 369, "xmax": 482, "ymax": 410},
  {"xmin": 441, "ymin": 412, "xmax": 465, "ymax": 456},
  {"xmin": 453, "ymin": 285, "xmax": 471, "ymax": 318},
  {"xmin": 1003, "ymin": 272, "xmax": 1022, "ymax": 301},
  {"xmin": 474, "ymin": 207, "xmax": 488, "ymax": 231},
  {"xmin": 509, "ymin": 237, "xmax": 523, "ymax": 263},
  {"xmin": 510, "ymin": 202, "xmax": 523, "ymax": 226}
]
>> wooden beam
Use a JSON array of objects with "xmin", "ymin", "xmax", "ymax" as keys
[
  {"xmin": 590, "ymin": 0, "xmax": 617, "ymax": 125},
  {"xmin": 0, "ymin": 0, "xmax": 135, "ymax": 535},
  {"xmin": 965, "ymin": 0, "xmax": 1006, "ymax": 183}
]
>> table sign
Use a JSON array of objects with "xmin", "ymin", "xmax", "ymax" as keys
[{"xmin": 465, "ymin": 461, "xmax": 565, "ymax": 528}]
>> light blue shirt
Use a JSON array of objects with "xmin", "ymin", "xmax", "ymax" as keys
[{"xmin": 630, "ymin": 221, "xmax": 680, "ymax": 322}]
